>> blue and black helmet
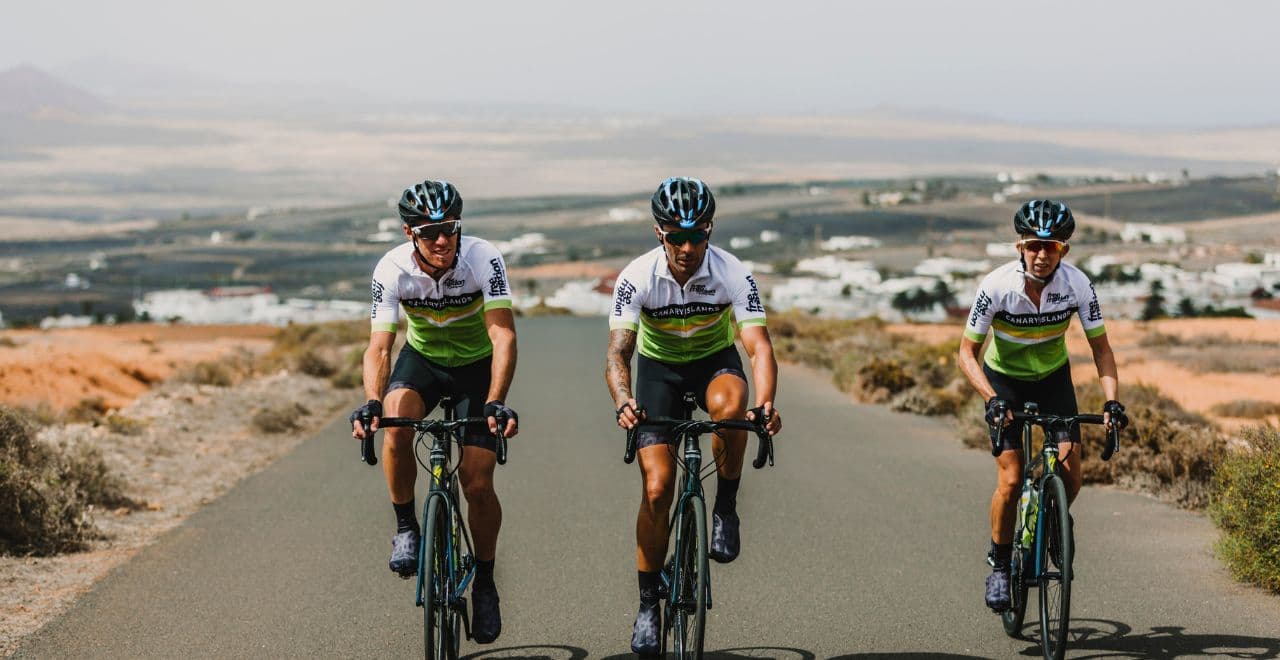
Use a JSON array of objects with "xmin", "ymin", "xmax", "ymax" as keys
[
  {"xmin": 399, "ymin": 180, "xmax": 463, "ymax": 224},
  {"xmin": 651, "ymin": 176, "xmax": 716, "ymax": 229},
  {"xmin": 1013, "ymin": 199, "xmax": 1075, "ymax": 241}
]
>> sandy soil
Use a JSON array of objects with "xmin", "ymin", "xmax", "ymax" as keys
[
  {"xmin": 0, "ymin": 324, "xmax": 351, "ymax": 656},
  {"xmin": 0, "ymin": 324, "xmax": 277, "ymax": 412},
  {"xmin": 886, "ymin": 318, "xmax": 1280, "ymax": 428}
]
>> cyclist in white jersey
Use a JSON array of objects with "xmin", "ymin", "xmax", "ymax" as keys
[
  {"xmin": 606, "ymin": 177, "xmax": 782, "ymax": 654},
  {"xmin": 349, "ymin": 180, "xmax": 517, "ymax": 644},
  {"xmin": 958, "ymin": 200, "xmax": 1128, "ymax": 613}
]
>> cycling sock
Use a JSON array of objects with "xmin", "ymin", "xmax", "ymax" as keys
[
  {"xmin": 474, "ymin": 559, "xmax": 496, "ymax": 590},
  {"xmin": 638, "ymin": 570, "xmax": 661, "ymax": 606},
  {"xmin": 393, "ymin": 500, "xmax": 418, "ymax": 535},
  {"xmin": 714, "ymin": 476, "xmax": 740, "ymax": 515},
  {"xmin": 989, "ymin": 541, "xmax": 1012, "ymax": 571}
]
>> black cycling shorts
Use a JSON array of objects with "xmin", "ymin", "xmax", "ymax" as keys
[
  {"xmin": 635, "ymin": 346, "xmax": 747, "ymax": 449},
  {"xmin": 984, "ymin": 362, "xmax": 1079, "ymax": 453},
  {"xmin": 387, "ymin": 345, "xmax": 495, "ymax": 451}
]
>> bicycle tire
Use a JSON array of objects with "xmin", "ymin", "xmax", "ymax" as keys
[
  {"xmin": 1037, "ymin": 476, "xmax": 1073, "ymax": 660},
  {"xmin": 1001, "ymin": 542, "xmax": 1030, "ymax": 637},
  {"xmin": 421, "ymin": 496, "xmax": 456, "ymax": 660},
  {"xmin": 670, "ymin": 499, "xmax": 708, "ymax": 659}
]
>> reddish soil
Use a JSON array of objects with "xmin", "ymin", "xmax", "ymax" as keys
[{"xmin": 0, "ymin": 324, "xmax": 276, "ymax": 412}]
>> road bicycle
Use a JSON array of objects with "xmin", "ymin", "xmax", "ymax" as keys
[
  {"xmin": 997, "ymin": 402, "xmax": 1120, "ymax": 660},
  {"xmin": 359, "ymin": 396, "xmax": 508, "ymax": 660},
  {"xmin": 624, "ymin": 393, "xmax": 774, "ymax": 659}
]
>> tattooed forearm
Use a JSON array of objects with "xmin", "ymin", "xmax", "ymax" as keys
[{"xmin": 605, "ymin": 329, "xmax": 637, "ymax": 405}]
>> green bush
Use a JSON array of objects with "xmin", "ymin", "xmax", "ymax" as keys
[
  {"xmin": 104, "ymin": 412, "xmax": 149, "ymax": 436},
  {"xmin": 1210, "ymin": 426, "xmax": 1280, "ymax": 593},
  {"xmin": 0, "ymin": 407, "xmax": 136, "ymax": 556},
  {"xmin": 856, "ymin": 358, "xmax": 916, "ymax": 402}
]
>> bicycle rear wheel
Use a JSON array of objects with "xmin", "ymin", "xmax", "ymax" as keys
[
  {"xmin": 1037, "ymin": 476, "xmax": 1073, "ymax": 660},
  {"xmin": 669, "ymin": 499, "xmax": 708, "ymax": 659},
  {"xmin": 1001, "ymin": 542, "xmax": 1030, "ymax": 637},
  {"xmin": 421, "ymin": 496, "xmax": 458, "ymax": 660}
]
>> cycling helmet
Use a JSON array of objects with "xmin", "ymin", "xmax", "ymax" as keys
[
  {"xmin": 1013, "ymin": 199, "xmax": 1074, "ymax": 241},
  {"xmin": 399, "ymin": 180, "xmax": 463, "ymax": 224},
  {"xmin": 651, "ymin": 177, "xmax": 716, "ymax": 229}
]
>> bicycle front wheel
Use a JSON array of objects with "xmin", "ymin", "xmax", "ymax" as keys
[
  {"xmin": 670, "ymin": 499, "xmax": 708, "ymax": 659},
  {"xmin": 421, "ymin": 496, "xmax": 457, "ymax": 660},
  {"xmin": 1037, "ymin": 476, "xmax": 1073, "ymax": 660}
]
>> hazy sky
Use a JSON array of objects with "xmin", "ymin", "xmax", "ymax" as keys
[{"xmin": 6, "ymin": 0, "xmax": 1278, "ymax": 126}]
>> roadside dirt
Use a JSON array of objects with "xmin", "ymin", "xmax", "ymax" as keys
[
  {"xmin": 0, "ymin": 324, "xmax": 352, "ymax": 657},
  {"xmin": 0, "ymin": 324, "xmax": 277, "ymax": 412}
]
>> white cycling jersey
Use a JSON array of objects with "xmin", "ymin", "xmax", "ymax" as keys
[
  {"xmin": 370, "ymin": 237, "xmax": 512, "ymax": 367},
  {"xmin": 964, "ymin": 259, "xmax": 1106, "ymax": 381},
  {"xmin": 610, "ymin": 245, "xmax": 766, "ymax": 364}
]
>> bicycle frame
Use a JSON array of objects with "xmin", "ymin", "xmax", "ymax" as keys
[
  {"xmin": 668, "ymin": 394, "xmax": 709, "ymax": 611},
  {"xmin": 412, "ymin": 403, "xmax": 476, "ymax": 613}
]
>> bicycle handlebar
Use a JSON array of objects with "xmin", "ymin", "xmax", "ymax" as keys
[
  {"xmin": 623, "ymin": 415, "xmax": 774, "ymax": 469},
  {"xmin": 370, "ymin": 416, "xmax": 509, "ymax": 465},
  {"xmin": 1006, "ymin": 410, "xmax": 1122, "ymax": 461}
]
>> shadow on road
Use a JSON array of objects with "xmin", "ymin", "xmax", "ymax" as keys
[
  {"xmin": 460, "ymin": 644, "xmax": 589, "ymax": 660},
  {"xmin": 1010, "ymin": 619, "xmax": 1280, "ymax": 659},
  {"xmin": 830, "ymin": 654, "xmax": 989, "ymax": 659},
  {"xmin": 599, "ymin": 646, "xmax": 815, "ymax": 660}
]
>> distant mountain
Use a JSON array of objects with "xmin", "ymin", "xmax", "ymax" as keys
[{"xmin": 0, "ymin": 64, "xmax": 110, "ymax": 117}]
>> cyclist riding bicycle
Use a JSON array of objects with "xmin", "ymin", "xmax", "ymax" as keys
[
  {"xmin": 349, "ymin": 179, "xmax": 519, "ymax": 644},
  {"xmin": 606, "ymin": 176, "xmax": 783, "ymax": 655},
  {"xmin": 957, "ymin": 199, "xmax": 1129, "ymax": 613}
]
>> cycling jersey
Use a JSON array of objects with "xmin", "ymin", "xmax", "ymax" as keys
[
  {"xmin": 964, "ymin": 260, "xmax": 1106, "ymax": 381},
  {"xmin": 610, "ymin": 245, "xmax": 766, "ymax": 364},
  {"xmin": 370, "ymin": 237, "xmax": 513, "ymax": 367}
]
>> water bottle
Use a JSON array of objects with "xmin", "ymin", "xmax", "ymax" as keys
[{"xmin": 1021, "ymin": 486, "xmax": 1039, "ymax": 548}]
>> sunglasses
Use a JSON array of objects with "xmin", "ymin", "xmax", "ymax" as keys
[
  {"xmin": 410, "ymin": 220, "xmax": 461, "ymax": 241},
  {"xmin": 1017, "ymin": 239, "xmax": 1067, "ymax": 255},
  {"xmin": 657, "ymin": 225, "xmax": 711, "ymax": 246}
]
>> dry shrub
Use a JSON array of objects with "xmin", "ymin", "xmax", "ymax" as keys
[
  {"xmin": 856, "ymin": 358, "xmax": 916, "ymax": 403},
  {"xmin": 892, "ymin": 384, "xmax": 970, "ymax": 416},
  {"xmin": 328, "ymin": 347, "xmax": 365, "ymax": 389},
  {"xmin": 66, "ymin": 396, "xmax": 110, "ymax": 423},
  {"xmin": 0, "ymin": 407, "xmax": 136, "ymax": 556},
  {"xmin": 104, "ymin": 412, "xmax": 149, "ymax": 436},
  {"xmin": 1210, "ymin": 399, "xmax": 1280, "ymax": 419},
  {"xmin": 252, "ymin": 402, "xmax": 311, "ymax": 434},
  {"xmin": 1076, "ymin": 382, "xmax": 1223, "ymax": 508},
  {"xmin": 177, "ymin": 360, "xmax": 236, "ymax": 387},
  {"xmin": 295, "ymin": 349, "xmax": 336, "ymax": 378},
  {"xmin": 0, "ymin": 335, "xmax": 18, "ymax": 348},
  {"xmin": 1210, "ymin": 426, "xmax": 1280, "ymax": 593},
  {"xmin": 1138, "ymin": 331, "xmax": 1182, "ymax": 347}
]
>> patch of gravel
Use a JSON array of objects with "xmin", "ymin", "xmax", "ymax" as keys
[{"xmin": 0, "ymin": 371, "xmax": 353, "ymax": 657}]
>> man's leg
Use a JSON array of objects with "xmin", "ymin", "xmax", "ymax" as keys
[
  {"xmin": 459, "ymin": 445, "xmax": 503, "ymax": 643},
  {"xmin": 705, "ymin": 372, "xmax": 749, "ymax": 564},
  {"xmin": 383, "ymin": 387, "xmax": 427, "ymax": 577},
  {"xmin": 633, "ymin": 443, "xmax": 676, "ymax": 654}
]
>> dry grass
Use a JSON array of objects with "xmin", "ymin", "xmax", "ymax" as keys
[{"xmin": 1210, "ymin": 400, "xmax": 1280, "ymax": 419}]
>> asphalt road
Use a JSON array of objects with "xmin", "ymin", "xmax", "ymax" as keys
[{"xmin": 16, "ymin": 317, "xmax": 1280, "ymax": 658}]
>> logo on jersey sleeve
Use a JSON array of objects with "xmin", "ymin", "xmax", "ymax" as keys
[
  {"xmin": 968, "ymin": 290, "xmax": 992, "ymax": 327},
  {"xmin": 371, "ymin": 279, "xmax": 385, "ymax": 318},
  {"xmin": 744, "ymin": 275, "xmax": 764, "ymax": 313},
  {"xmin": 1086, "ymin": 283, "xmax": 1103, "ymax": 322},
  {"xmin": 487, "ymin": 258, "xmax": 509, "ymax": 297},
  {"xmin": 613, "ymin": 279, "xmax": 637, "ymax": 317}
]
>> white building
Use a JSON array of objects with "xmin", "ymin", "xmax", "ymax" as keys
[
  {"xmin": 914, "ymin": 257, "xmax": 990, "ymax": 279},
  {"xmin": 794, "ymin": 256, "xmax": 881, "ymax": 288},
  {"xmin": 1121, "ymin": 223, "xmax": 1187, "ymax": 244},
  {"xmin": 729, "ymin": 236, "xmax": 755, "ymax": 250},
  {"xmin": 134, "ymin": 288, "xmax": 365, "ymax": 325},
  {"xmin": 543, "ymin": 279, "xmax": 614, "ymax": 316},
  {"xmin": 819, "ymin": 235, "xmax": 881, "ymax": 251},
  {"xmin": 986, "ymin": 242, "xmax": 1018, "ymax": 258},
  {"xmin": 607, "ymin": 207, "xmax": 646, "ymax": 223}
]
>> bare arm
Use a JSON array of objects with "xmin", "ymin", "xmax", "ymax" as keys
[
  {"xmin": 353, "ymin": 330, "xmax": 396, "ymax": 437},
  {"xmin": 739, "ymin": 325, "xmax": 782, "ymax": 435},
  {"xmin": 1088, "ymin": 332, "xmax": 1121, "ymax": 428},
  {"xmin": 484, "ymin": 307, "xmax": 518, "ymax": 436},
  {"xmin": 957, "ymin": 335, "xmax": 997, "ymax": 401},
  {"xmin": 606, "ymin": 328, "xmax": 641, "ymax": 429}
]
